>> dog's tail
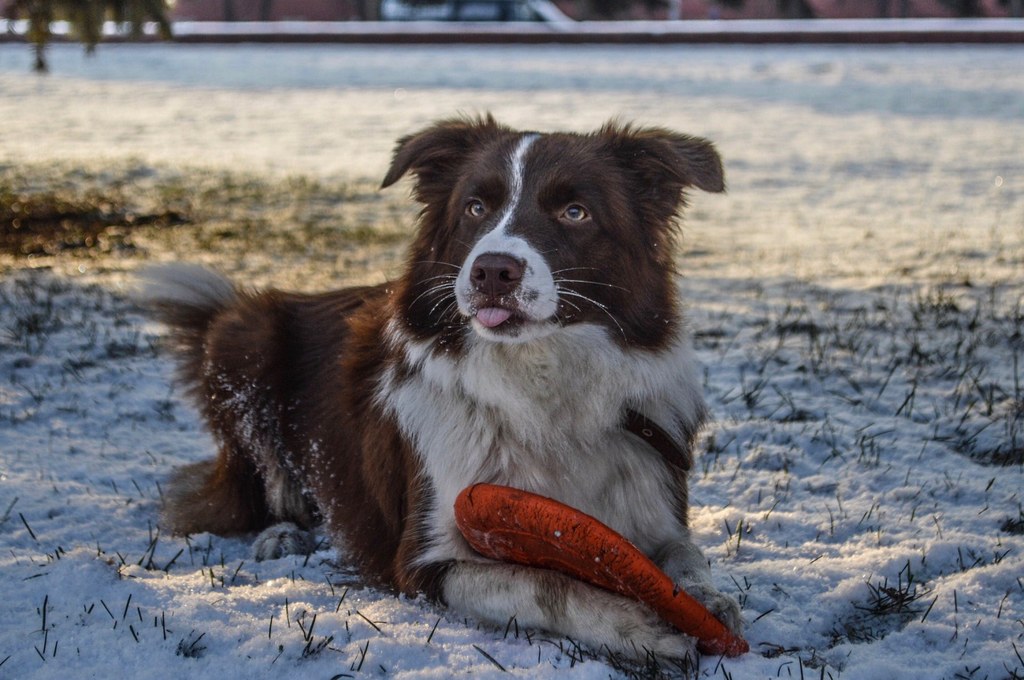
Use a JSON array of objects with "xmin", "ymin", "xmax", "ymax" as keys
[
  {"xmin": 137, "ymin": 264, "xmax": 272, "ymax": 536},
  {"xmin": 136, "ymin": 263, "xmax": 238, "ymax": 387},
  {"xmin": 137, "ymin": 262, "xmax": 237, "ymax": 329}
]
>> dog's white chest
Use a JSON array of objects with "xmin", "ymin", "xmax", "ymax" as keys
[{"xmin": 380, "ymin": 322, "xmax": 702, "ymax": 567}]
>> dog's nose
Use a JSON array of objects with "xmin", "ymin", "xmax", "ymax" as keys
[{"xmin": 470, "ymin": 253, "xmax": 524, "ymax": 297}]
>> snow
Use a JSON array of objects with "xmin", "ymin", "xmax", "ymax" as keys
[{"xmin": 1, "ymin": 42, "xmax": 1023, "ymax": 679}]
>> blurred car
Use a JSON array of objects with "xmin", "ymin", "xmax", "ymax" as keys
[{"xmin": 380, "ymin": 0, "xmax": 570, "ymax": 22}]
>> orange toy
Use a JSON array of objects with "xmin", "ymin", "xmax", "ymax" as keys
[{"xmin": 454, "ymin": 483, "xmax": 749, "ymax": 657}]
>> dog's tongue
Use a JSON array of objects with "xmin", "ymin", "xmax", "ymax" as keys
[{"xmin": 476, "ymin": 307, "xmax": 513, "ymax": 328}]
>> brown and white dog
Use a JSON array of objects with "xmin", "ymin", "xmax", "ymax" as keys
[{"xmin": 140, "ymin": 116, "xmax": 741, "ymax": 660}]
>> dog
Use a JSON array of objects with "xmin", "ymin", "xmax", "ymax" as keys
[{"xmin": 140, "ymin": 115, "xmax": 741, "ymax": 661}]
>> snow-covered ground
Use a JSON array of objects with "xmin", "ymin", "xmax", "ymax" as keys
[{"xmin": 1, "ymin": 43, "xmax": 1022, "ymax": 679}]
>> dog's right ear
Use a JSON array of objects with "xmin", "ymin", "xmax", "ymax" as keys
[{"xmin": 381, "ymin": 115, "xmax": 510, "ymax": 203}]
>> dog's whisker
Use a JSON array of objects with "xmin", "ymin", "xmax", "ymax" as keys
[
  {"xmin": 428, "ymin": 297, "xmax": 461, "ymax": 325},
  {"xmin": 411, "ymin": 291, "xmax": 454, "ymax": 313},
  {"xmin": 412, "ymin": 260, "xmax": 461, "ymax": 271},
  {"xmin": 551, "ymin": 267, "xmax": 602, "ymax": 276},
  {"xmin": 413, "ymin": 274, "xmax": 459, "ymax": 286},
  {"xmin": 555, "ymin": 292, "xmax": 584, "ymax": 316},
  {"xmin": 438, "ymin": 299, "xmax": 461, "ymax": 322},
  {"xmin": 427, "ymin": 293, "xmax": 459, "ymax": 320},
  {"xmin": 414, "ymin": 280, "xmax": 456, "ymax": 294},
  {"xmin": 425, "ymin": 289, "xmax": 455, "ymax": 311},
  {"xmin": 558, "ymin": 288, "xmax": 628, "ymax": 340},
  {"xmin": 410, "ymin": 283, "xmax": 456, "ymax": 309},
  {"xmin": 555, "ymin": 278, "xmax": 632, "ymax": 294},
  {"xmin": 560, "ymin": 298, "xmax": 583, "ymax": 314}
]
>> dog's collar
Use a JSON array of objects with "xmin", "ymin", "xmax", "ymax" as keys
[{"xmin": 623, "ymin": 410, "xmax": 691, "ymax": 472}]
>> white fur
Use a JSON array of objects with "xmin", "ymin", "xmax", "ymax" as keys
[
  {"xmin": 483, "ymin": 134, "xmax": 536, "ymax": 237},
  {"xmin": 443, "ymin": 562, "xmax": 698, "ymax": 660},
  {"xmin": 458, "ymin": 232, "xmax": 560, "ymax": 342},
  {"xmin": 377, "ymin": 315, "xmax": 742, "ymax": 656},
  {"xmin": 135, "ymin": 263, "xmax": 237, "ymax": 311},
  {"xmin": 454, "ymin": 135, "xmax": 560, "ymax": 343},
  {"xmin": 379, "ymin": 316, "xmax": 706, "ymax": 568},
  {"xmin": 253, "ymin": 522, "xmax": 315, "ymax": 562}
]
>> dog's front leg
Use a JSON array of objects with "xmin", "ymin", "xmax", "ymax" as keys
[
  {"xmin": 442, "ymin": 561, "xmax": 696, "ymax": 660},
  {"xmin": 656, "ymin": 540, "xmax": 743, "ymax": 634}
]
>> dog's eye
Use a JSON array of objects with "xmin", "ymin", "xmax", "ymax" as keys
[
  {"xmin": 561, "ymin": 204, "xmax": 590, "ymax": 223},
  {"xmin": 465, "ymin": 199, "xmax": 487, "ymax": 218}
]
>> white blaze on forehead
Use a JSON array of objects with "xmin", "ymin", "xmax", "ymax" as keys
[
  {"xmin": 454, "ymin": 133, "xmax": 559, "ymax": 334},
  {"xmin": 490, "ymin": 133, "xmax": 538, "ymax": 238}
]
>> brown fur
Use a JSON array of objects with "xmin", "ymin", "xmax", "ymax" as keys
[{"xmin": 145, "ymin": 116, "xmax": 728, "ymax": 612}]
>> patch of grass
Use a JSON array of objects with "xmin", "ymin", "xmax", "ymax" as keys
[
  {"xmin": 1, "ymin": 276, "xmax": 69, "ymax": 354},
  {"xmin": 176, "ymin": 630, "xmax": 207, "ymax": 659},
  {"xmin": 706, "ymin": 280, "xmax": 1024, "ymax": 476},
  {"xmin": 0, "ymin": 178, "xmax": 187, "ymax": 256},
  {"xmin": 832, "ymin": 561, "xmax": 932, "ymax": 646},
  {"xmin": 1001, "ymin": 505, "xmax": 1024, "ymax": 535},
  {"xmin": 296, "ymin": 610, "xmax": 336, "ymax": 660},
  {"xmin": 343, "ymin": 223, "xmax": 410, "ymax": 247},
  {"xmin": 969, "ymin": 445, "xmax": 1024, "ymax": 467},
  {"xmin": 858, "ymin": 573, "xmax": 929, "ymax": 619},
  {"xmin": 0, "ymin": 163, "xmax": 415, "ymax": 286}
]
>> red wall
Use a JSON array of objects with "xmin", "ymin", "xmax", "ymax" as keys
[{"xmin": 172, "ymin": 0, "xmax": 363, "ymax": 22}]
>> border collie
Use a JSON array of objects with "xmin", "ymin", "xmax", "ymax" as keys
[{"xmin": 140, "ymin": 115, "xmax": 741, "ymax": 660}]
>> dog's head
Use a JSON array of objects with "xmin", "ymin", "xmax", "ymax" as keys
[{"xmin": 382, "ymin": 115, "xmax": 724, "ymax": 350}]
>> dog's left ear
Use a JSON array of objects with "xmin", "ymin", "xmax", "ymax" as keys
[
  {"xmin": 602, "ymin": 123, "xmax": 725, "ymax": 218},
  {"xmin": 381, "ymin": 115, "xmax": 511, "ymax": 204}
]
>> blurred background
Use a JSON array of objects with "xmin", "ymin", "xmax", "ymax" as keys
[{"xmin": 171, "ymin": 0, "xmax": 1024, "ymax": 21}]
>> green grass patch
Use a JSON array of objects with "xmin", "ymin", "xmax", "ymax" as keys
[{"xmin": 0, "ymin": 162, "xmax": 416, "ymax": 280}]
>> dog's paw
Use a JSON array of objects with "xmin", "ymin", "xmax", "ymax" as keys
[
  {"xmin": 253, "ymin": 522, "xmax": 316, "ymax": 561},
  {"xmin": 681, "ymin": 582, "xmax": 743, "ymax": 634},
  {"xmin": 596, "ymin": 593, "xmax": 699, "ymax": 662},
  {"xmin": 624, "ymin": 617, "xmax": 699, "ymax": 662}
]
